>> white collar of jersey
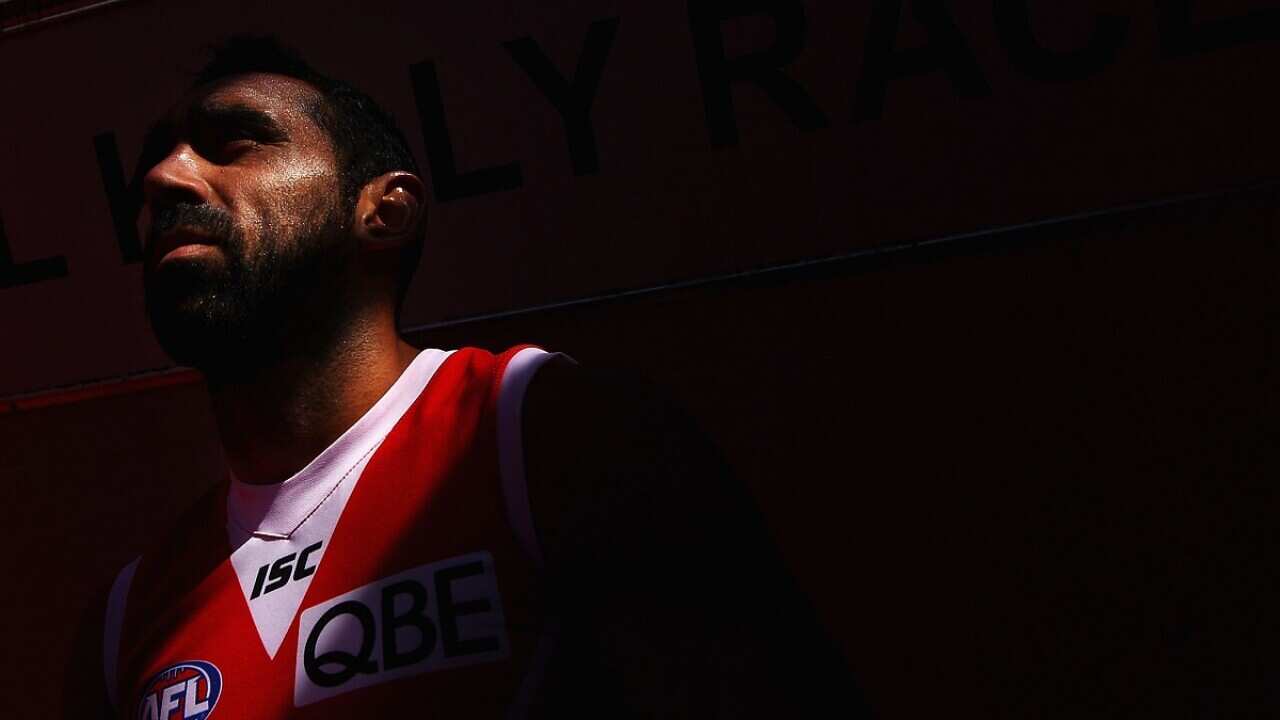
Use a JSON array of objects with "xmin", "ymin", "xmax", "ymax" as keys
[{"xmin": 226, "ymin": 348, "xmax": 453, "ymax": 540}]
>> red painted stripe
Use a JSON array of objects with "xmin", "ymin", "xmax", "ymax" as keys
[{"xmin": 0, "ymin": 368, "xmax": 202, "ymax": 414}]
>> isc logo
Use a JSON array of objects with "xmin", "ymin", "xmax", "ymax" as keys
[
  {"xmin": 293, "ymin": 551, "xmax": 508, "ymax": 707},
  {"xmin": 137, "ymin": 660, "xmax": 222, "ymax": 720},
  {"xmin": 250, "ymin": 541, "xmax": 322, "ymax": 600}
]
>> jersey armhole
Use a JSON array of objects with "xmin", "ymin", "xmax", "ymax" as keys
[
  {"xmin": 103, "ymin": 555, "xmax": 140, "ymax": 712},
  {"xmin": 496, "ymin": 347, "xmax": 574, "ymax": 569}
]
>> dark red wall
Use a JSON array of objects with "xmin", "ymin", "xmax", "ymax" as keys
[
  {"xmin": 4, "ymin": 185, "xmax": 1274, "ymax": 717},
  {"xmin": 1, "ymin": 1, "xmax": 1277, "ymax": 716}
]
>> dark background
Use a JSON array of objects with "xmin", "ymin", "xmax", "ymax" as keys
[{"xmin": 1, "ymin": 1, "xmax": 1276, "ymax": 716}]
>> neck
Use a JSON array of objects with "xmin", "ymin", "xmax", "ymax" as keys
[{"xmin": 208, "ymin": 310, "xmax": 419, "ymax": 486}]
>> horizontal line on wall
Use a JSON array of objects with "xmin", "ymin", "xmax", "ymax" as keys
[
  {"xmin": 3, "ymin": 179, "xmax": 1276, "ymax": 413},
  {"xmin": 404, "ymin": 179, "xmax": 1280, "ymax": 334},
  {"xmin": 0, "ymin": 0, "xmax": 132, "ymax": 35},
  {"xmin": 0, "ymin": 366, "xmax": 199, "ymax": 414}
]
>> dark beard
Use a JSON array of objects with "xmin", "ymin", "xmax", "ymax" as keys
[{"xmin": 143, "ymin": 201, "xmax": 354, "ymax": 383}]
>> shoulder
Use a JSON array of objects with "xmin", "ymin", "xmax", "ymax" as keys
[
  {"xmin": 515, "ymin": 360, "xmax": 868, "ymax": 716},
  {"xmin": 519, "ymin": 358, "xmax": 731, "ymax": 569},
  {"xmin": 521, "ymin": 356, "xmax": 697, "ymax": 453}
]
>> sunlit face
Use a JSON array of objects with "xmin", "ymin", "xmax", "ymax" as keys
[{"xmin": 138, "ymin": 73, "xmax": 354, "ymax": 379}]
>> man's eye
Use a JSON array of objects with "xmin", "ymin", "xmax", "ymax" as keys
[{"xmin": 206, "ymin": 132, "xmax": 262, "ymax": 160}]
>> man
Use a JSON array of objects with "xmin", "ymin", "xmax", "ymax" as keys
[{"xmin": 65, "ymin": 36, "xmax": 861, "ymax": 718}]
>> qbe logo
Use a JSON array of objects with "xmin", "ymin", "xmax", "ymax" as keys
[
  {"xmin": 294, "ymin": 551, "xmax": 508, "ymax": 706},
  {"xmin": 137, "ymin": 660, "xmax": 221, "ymax": 720}
]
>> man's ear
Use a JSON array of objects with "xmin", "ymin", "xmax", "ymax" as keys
[{"xmin": 352, "ymin": 171, "xmax": 426, "ymax": 251}]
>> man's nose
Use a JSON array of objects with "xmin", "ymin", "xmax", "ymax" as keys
[{"xmin": 141, "ymin": 143, "xmax": 213, "ymax": 214}]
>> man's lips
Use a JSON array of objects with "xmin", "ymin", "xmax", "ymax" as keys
[{"xmin": 151, "ymin": 227, "xmax": 221, "ymax": 263}]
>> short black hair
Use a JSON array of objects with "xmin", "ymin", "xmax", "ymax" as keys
[{"xmin": 156, "ymin": 35, "xmax": 425, "ymax": 325}]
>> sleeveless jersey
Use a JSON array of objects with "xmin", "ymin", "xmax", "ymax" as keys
[{"xmin": 103, "ymin": 346, "xmax": 563, "ymax": 719}]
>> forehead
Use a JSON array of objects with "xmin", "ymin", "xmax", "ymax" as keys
[{"xmin": 162, "ymin": 72, "xmax": 325, "ymax": 138}]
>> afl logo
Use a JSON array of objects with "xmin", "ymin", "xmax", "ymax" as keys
[{"xmin": 137, "ymin": 660, "xmax": 222, "ymax": 720}]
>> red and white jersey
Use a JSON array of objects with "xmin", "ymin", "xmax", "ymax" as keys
[{"xmin": 103, "ymin": 346, "xmax": 563, "ymax": 719}]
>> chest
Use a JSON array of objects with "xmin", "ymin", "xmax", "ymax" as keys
[{"xmin": 118, "ymin": 392, "xmax": 542, "ymax": 719}]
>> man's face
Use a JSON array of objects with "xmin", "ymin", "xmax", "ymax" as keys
[{"xmin": 139, "ymin": 72, "xmax": 353, "ymax": 378}]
